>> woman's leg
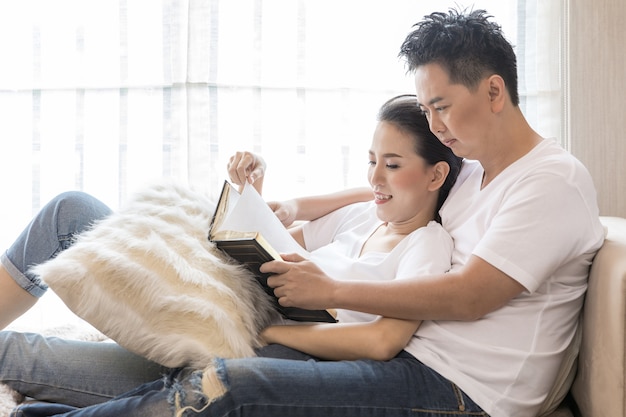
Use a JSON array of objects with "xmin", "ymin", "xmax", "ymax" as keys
[
  {"xmin": 0, "ymin": 332, "xmax": 166, "ymax": 408},
  {"xmin": 16, "ymin": 352, "xmax": 487, "ymax": 417},
  {"xmin": 0, "ymin": 192, "xmax": 172, "ymax": 409},
  {"xmin": 0, "ymin": 191, "xmax": 112, "ymax": 330},
  {"xmin": 181, "ymin": 353, "xmax": 488, "ymax": 417},
  {"xmin": 0, "ymin": 267, "xmax": 37, "ymax": 331}
]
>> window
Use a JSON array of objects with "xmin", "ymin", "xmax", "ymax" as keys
[{"xmin": 0, "ymin": 0, "xmax": 564, "ymax": 329}]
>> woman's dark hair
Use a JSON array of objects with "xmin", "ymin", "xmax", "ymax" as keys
[
  {"xmin": 378, "ymin": 94, "xmax": 463, "ymax": 222},
  {"xmin": 399, "ymin": 8, "xmax": 519, "ymax": 106}
]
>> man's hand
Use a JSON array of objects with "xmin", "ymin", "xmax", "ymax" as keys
[{"xmin": 262, "ymin": 253, "xmax": 337, "ymax": 310}]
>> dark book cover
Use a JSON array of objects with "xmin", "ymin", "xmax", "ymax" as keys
[
  {"xmin": 215, "ymin": 236, "xmax": 337, "ymax": 323},
  {"xmin": 209, "ymin": 181, "xmax": 336, "ymax": 323}
]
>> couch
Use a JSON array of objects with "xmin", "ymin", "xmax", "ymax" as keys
[{"xmin": 547, "ymin": 216, "xmax": 626, "ymax": 417}]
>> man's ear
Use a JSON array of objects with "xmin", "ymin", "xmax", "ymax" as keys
[
  {"xmin": 487, "ymin": 74, "xmax": 506, "ymax": 113},
  {"xmin": 428, "ymin": 161, "xmax": 450, "ymax": 191}
]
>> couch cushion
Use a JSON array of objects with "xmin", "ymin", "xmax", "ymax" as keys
[
  {"xmin": 571, "ymin": 216, "xmax": 626, "ymax": 417},
  {"xmin": 544, "ymin": 404, "xmax": 574, "ymax": 417}
]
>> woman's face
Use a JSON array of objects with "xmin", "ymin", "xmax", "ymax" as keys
[{"xmin": 368, "ymin": 121, "xmax": 440, "ymax": 228}]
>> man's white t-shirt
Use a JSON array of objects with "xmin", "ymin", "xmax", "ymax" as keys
[
  {"xmin": 408, "ymin": 139, "xmax": 606, "ymax": 417},
  {"xmin": 302, "ymin": 201, "xmax": 453, "ymax": 324}
]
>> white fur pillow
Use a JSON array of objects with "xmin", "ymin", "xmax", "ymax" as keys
[{"xmin": 33, "ymin": 181, "xmax": 275, "ymax": 369}]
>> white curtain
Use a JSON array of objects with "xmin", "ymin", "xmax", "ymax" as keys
[{"xmin": 0, "ymin": 0, "xmax": 564, "ymax": 328}]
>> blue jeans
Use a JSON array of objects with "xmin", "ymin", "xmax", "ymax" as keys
[
  {"xmin": 1, "ymin": 192, "xmax": 487, "ymax": 416},
  {"xmin": 0, "ymin": 331, "xmax": 165, "ymax": 407},
  {"xmin": 2, "ymin": 191, "xmax": 113, "ymax": 298},
  {"xmin": 9, "ymin": 348, "xmax": 487, "ymax": 417},
  {"xmin": 1, "ymin": 334, "xmax": 489, "ymax": 417}
]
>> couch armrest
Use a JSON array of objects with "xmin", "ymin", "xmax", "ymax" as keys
[{"xmin": 571, "ymin": 216, "xmax": 626, "ymax": 417}]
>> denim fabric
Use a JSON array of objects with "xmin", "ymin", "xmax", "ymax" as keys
[
  {"xmin": 10, "ymin": 350, "xmax": 488, "ymax": 417},
  {"xmin": 0, "ymin": 332, "xmax": 165, "ymax": 408},
  {"xmin": 1, "ymin": 191, "xmax": 112, "ymax": 298}
]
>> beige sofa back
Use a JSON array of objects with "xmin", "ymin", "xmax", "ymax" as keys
[{"xmin": 571, "ymin": 216, "xmax": 626, "ymax": 417}]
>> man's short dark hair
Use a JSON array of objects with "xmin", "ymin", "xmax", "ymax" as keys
[{"xmin": 399, "ymin": 8, "xmax": 519, "ymax": 106}]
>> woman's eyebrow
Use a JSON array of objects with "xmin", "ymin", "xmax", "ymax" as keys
[{"xmin": 369, "ymin": 150, "xmax": 403, "ymax": 158}]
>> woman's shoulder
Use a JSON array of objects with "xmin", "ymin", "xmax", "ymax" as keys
[
  {"xmin": 407, "ymin": 221, "xmax": 453, "ymax": 246},
  {"xmin": 424, "ymin": 220, "xmax": 452, "ymax": 239},
  {"xmin": 395, "ymin": 221, "xmax": 454, "ymax": 277}
]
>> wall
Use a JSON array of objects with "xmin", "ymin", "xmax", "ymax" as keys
[{"xmin": 569, "ymin": 0, "xmax": 626, "ymax": 217}]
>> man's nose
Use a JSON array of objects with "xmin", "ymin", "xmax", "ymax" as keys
[{"xmin": 428, "ymin": 113, "xmax": 446, "ymax": 135}]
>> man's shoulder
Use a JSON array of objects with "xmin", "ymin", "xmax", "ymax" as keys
[{"xmin": 525, "ymin": 139, "xmax": 585, "ymax": 171}]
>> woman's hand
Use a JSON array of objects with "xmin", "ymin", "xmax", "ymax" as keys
[
  {"xmin": 227, "ymin": 151, "xmax": 266, "ymax": 193},
  {"xmin": 267, "ymin": 200, "xmax": 298, "ymax": 228}
]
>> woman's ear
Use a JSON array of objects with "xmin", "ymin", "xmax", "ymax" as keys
[
  {"xmin": 487, "ymin": 74, "xmax": 506, "ymax": 113},
  {"xmin": 428, "ymin": 161, "xmax": 450, "ymax": 192}
]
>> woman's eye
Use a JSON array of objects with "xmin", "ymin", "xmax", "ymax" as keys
[{"xmin": 368, "ymin": 160, "xmax": 398, "ymax": 169}]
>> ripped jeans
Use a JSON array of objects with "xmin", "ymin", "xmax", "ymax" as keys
[{"xmin": 9, "ymin": 346, "xmax": 487, "ymax": 417}]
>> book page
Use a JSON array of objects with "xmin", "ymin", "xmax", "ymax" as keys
[{"xmin": 217, "ymin": 182, "xmax": 310, "ymax": 258}]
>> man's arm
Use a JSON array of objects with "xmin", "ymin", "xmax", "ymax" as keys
[
  {"xmin": 261, "ymin": 317, "xmax": 421, "ymax": 361},
  {"xmin": 263, "ymin": 254, "xmax": 525, "ymax": 321}
]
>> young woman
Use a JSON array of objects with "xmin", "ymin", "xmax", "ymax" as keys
[
  {"xmin": 229, "ymin": 94, "xmax": 462, "ymax": 360},
  {"xmin": 0, "ymin": 94, "xmax": 463, "ymax": 416}
]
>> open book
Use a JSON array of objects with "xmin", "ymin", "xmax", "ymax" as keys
[{"xmin": 209, "ymin": 180, "xmax": 337, "ymax": 323}]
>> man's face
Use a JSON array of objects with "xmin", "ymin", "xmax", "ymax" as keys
[{"xmin": 414, "ymin": 63, "xmax": 493, "ymax": 161}]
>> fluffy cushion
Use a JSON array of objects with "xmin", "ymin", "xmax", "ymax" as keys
[{"xmin": 33, "ymin": 181, "xmax": 275, "ymax": 369}]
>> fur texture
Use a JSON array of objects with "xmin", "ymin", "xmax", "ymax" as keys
[
  {"xmin": 0, "ymin": 384, "xmax": 23, "ymax": 417},
  {"xmin": 33, "ymin": 181, "xmax": 275, "ymax": 369}
]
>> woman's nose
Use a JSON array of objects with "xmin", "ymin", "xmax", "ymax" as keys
[{"xmin": 369, "ymin": 164, "xmax": 385, "ymax": 185}]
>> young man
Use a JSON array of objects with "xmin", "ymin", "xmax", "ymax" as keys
[
  {"xmin": 261, "ymin": 8, "xmax": 605, "ymax": 416},
  {"xmin": 2, "ymin": 8, "xmax": 605, "ymax": 417}
]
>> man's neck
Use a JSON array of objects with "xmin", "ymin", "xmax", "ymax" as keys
[{"xmin": 480, "ymin": 111, "xmax": 543, "ymax": 189}]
